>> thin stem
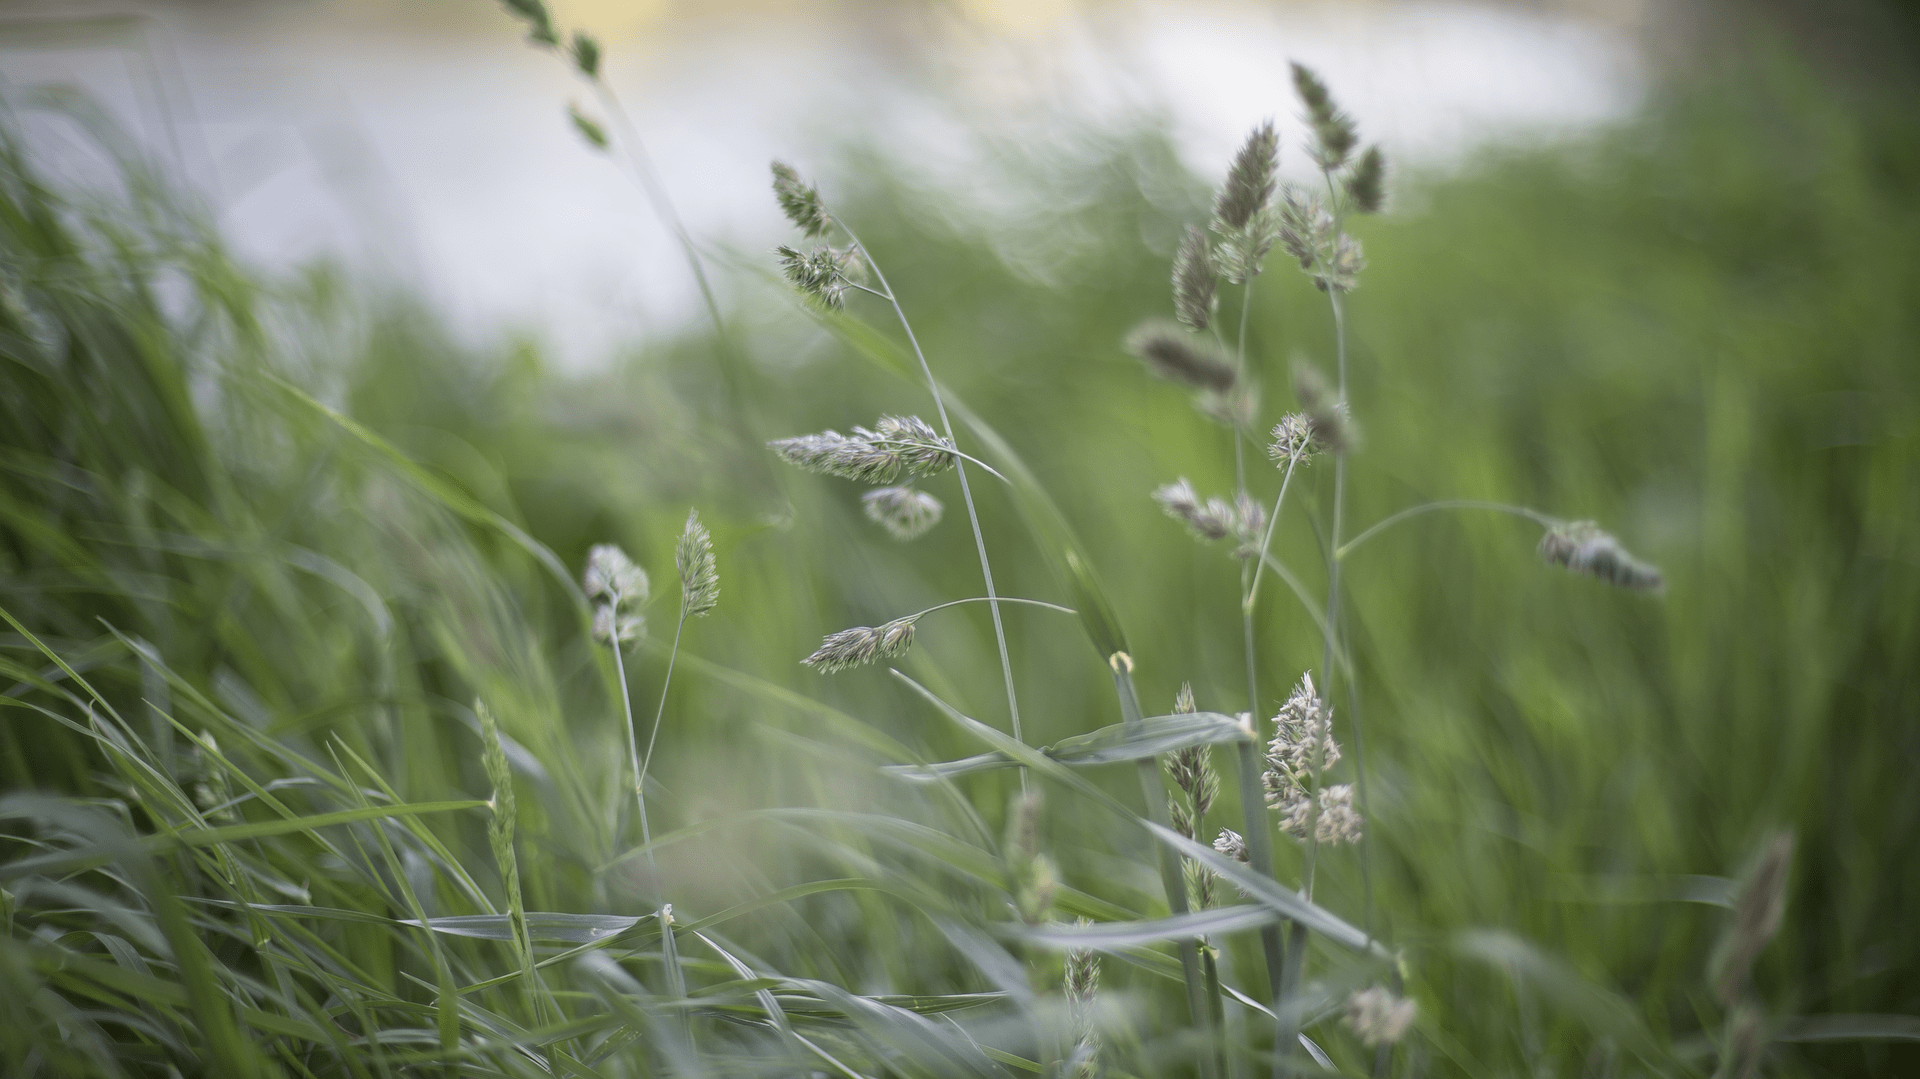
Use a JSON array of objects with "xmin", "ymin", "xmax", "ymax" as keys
[
  {"xmin": 865, "ymin": 439, "xmax": 1011, "ymax": 484},
  {"xmin": 1337, "ymin": 500, "xmax": 1559, "ymax": 560},
  {"xmin": 1246, "ymin": 453, "xmax": 1302, "ymax": 611},
  {"xmin": 835, "ymin": 216, "xmax": 1029, "ymax": 790},
  {"xmin": 620, "ymin": 601, "xmax": 692, "ymax": 1029},
  {"xmin": 905, "ymin": 597, "xmax": 1076, "ymax": 621}
]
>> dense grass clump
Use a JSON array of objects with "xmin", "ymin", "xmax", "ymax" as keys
[{"xmin": 3, "ymin": 38, "xmax": 1918, "ymax": 1079}]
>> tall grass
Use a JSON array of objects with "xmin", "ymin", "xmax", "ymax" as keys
[{"xmin": 3, "ymin": 30, "xmax": 1918, "ymax": 1079}]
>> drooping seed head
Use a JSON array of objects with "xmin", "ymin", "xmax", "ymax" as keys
[
  {"xmin": 769, "ymin": 429, "xmax": 903, "ymax": 484},
  {"xmin": 862, "ymin": 485, "xmax": 943, "ymax": 540},
  {"xmin": 1344, "ymin": 986, "xmax": 1416, "ymax": 1047},
  {"xmin": 1213, "ymin": 120, "xmax": 1279, "ymax": 232},
  {"xmin": 1172, "ymin": 225, "xmax": 1217, "ymax": 331},
  {"xmin": 1538, "ymin": 520, "xmax": 1665, "ymax": 593},
  {"xmin": 676, "ymin": 510, "xmax": 719, "ymax": 617},
  {"xmin": 1125, "ymin": 320, "xmax": 1237, "ymax": 394},
  {"xmin": 802, "ymin": 615, "xmax": 918, "ymax": 673},
  {"xmin": 583, "ymin": 543, "xmax": 649, "ymax": 605},
  {"xmin": 1290, "ymin": 61, "xmax": 1359, "ymax": 170},
  {"xmin": 1346, "ymin": 145, "xmax": 1386, "ymax": 214},
  {"xmin": 1153, "ymin": 478, "xmax": 1233, "ymax": 543},
  {"xmin": 777, "ymin": 244, "xmax": 854, "ymax": 309},
  {"xmin": 770, "ymin": 160, "xmax": 830, "ymax": 238},
  {"xmin": 868, "ymin": 415, "xmax": 957, "ymax": 477}
]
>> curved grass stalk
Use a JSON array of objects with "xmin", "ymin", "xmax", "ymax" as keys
[
  {"xmin": 1337, "ymin": 499, "xmax": 1560, "ymax": 560},
  {"xmin": 833, "ymin": 216, "xmax": 1030, "ymax": 786}
]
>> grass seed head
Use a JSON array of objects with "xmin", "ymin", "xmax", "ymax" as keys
[
  {"xmin": 769, "ymin": 426, "xmax": 904, "ymax": 484},
  {"xmin": 1154, "ymin": 478, "xmax": 1232, "ymax": 542},
  {"xmin": 1280, "ymin": 783, "xmax": 1363, "ymax": 844},
  {"xmin": 1291, "ymin": 61, "xmax": 1359, "ymax": 170},
  {"xmin": 777, "ymin": 244, "xmax": 856, "ymax": 309},
  {"xmin": 570, "ymin": 31, "xmax": 600, "ymax": 78},
  {"xmin": 568, "ymin": 103, "xmax": 609, "ymax": 151},
  {"xmin": 592, "ymin": 604, "xmax": 645, "ymax": 647},
  {"xmin": 676, "ymin": 510, "xmax": 719, "ymax": 617},
  {"xmin": 861, "ymin": 485, "xmax": 943, "ymax": 540},
  {"xmin": 1126, "ymin": 320, "xmax": 1237, "ymax": 394},
  {"xmin": 584, "ymin": 543, "xmax": 649, "ymax": 605},
  {"xmin": 1269, "ymin": 412, "xmax": 1322, "ymax": 464},
  {"xmin": 802, "ymin": 616, "xmax": 917, "ymax": 673},
  {"xmin": 1712, "ymin": 832, "xmax": 1794, "ymax": 1003},
  {"xmin": 1214, "ymin": 120, "xmax": 1279, "ymax": 232},
  {"xmin": 1344, "ymin": 986, "xmax": 1416, "ymax": 1047},
  {"xmin": 1538, "ymin": 520, "xmax": 1665, "ymax": 593},
  {"xmin": 1346, "ymin": 145, "xmax": 1387, "ymax": 214},
  {"xmin": 1172, "ymin": 224, "xmax": 1217, "ymax": 331},
  {"xmin": 1213, "ymin": 828, "xmax": 1250, "ymax": 863},
  {"xmin": 499, "ymin": 0, "xmax": 558, "ymax": 46},
  {"xmin": 770, "ymin": 160, "xmax": 830, "ymax": 238},
  {"xmin": 1315, "ymin": 232, "xmax": 1368, "ymax": 293},
  {"xmin": 870, "ymin": 415, "xmax": 957, "ymax": 477}
]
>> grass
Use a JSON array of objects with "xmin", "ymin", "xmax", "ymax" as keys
[{"xmin": 2, "ymin": 31, "xmax": 1918, "ymax": 1079}]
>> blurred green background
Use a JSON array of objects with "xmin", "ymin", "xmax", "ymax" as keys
[{"xmin": 2, "ymin": 4, "xmax": 1917, "ymax": 1075}]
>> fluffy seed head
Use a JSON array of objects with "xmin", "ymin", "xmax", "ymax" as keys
[
  {"xmin": 1264, "ymin": 673, "xmax": 1340, "ymax": 805},
  {"xmin": 1154, "ymin": 478, "xmax": 1232, "ymax": 542},
  {"xmin": 1538, "ymin": 521, "xmax": 1665, "ymax": 593},
  {"xmin": 1269, "ymin": 412, "xmax": 1321, "ymax": 464},
  {"xmin": 1172, "ymin": 225, "xmax": 1217, "ymax": 331},
  {"xmin": 1125, "ymin": 320, "xmax": 1237, "ymax": 394},
  {"xmin": 802, "ymin": 616, "xmax": 917, "ymax": 673},
  {"xmin": 869, "ymin": 415, "xmax": 957, "ymax": 476},
  {"xmin": 1184, "ymin": 857, "xmax": 1219, "ymax": 912},
  {"xmin": 1174, "ymin": 682, "xmax": 1196, "ymax": 715},
  {"xmin": 770, "ymin": 160, "xmax": 830, "ymax": 237},
  {"xmin": 676, "ymin": 510, "xmax": 719, "ymax": 617},
  {"xmin": 1314, "ymin": 232, "xmax": 1367, "ymax": 293},
  {"xmin": 1346, "ymin": 145, "xmax": 1386, "ymax": 214},
  {"xmin": 592, "ymin": 604, "xmax": 645, "ymax": 646},
  {"xmin": 1213, "ymin": 828, "xmax": 1250, "ymax": 863},
  {"xmin": 1291, "ymin": 61, "xmax": 1359, "ymax": 169},
  {"xmin": 1211, "ymin": 207, "xmax": 1280, "ymax": 285},
  {"xmin": 584, "ymin": 544, "xmax": 649, "ymax": 605},
  {"xmin": 1344, "ymin": 986, "xmax": 1416, "ymax": 1047},
  {"xmin": 1279, "ymin": 783, "xmax": 1363, "ymax": 844},
  {"xmin": 1214, "ymin": 120, "xmax": 1279, "ymax": 231},
  {"xmin": 1278, "ymin": 185, "xmax": 1331, "ymax": 270},
  {"xmin": 862, "ymin": 485, "xmax": 943, "ymax": 540},
  {"xmin": 777, "ymin": 244, "xmax": 859, "ymax": 309}
]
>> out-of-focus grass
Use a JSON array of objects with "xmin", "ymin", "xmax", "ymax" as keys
[{"xmin": 2, "ymin": 43, "xmax": 1915, "ymax": 1077}]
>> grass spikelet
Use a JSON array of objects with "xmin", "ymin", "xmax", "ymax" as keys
[
  {"xmin": 1711, "ymin": 832, "xmax": 1794, "ymax": 1004},
  {"xmin": 871, "ymin": 414, "xmax": 957, "ymax": 475},
  {"xmin": 1172, "ymin": 225, "xmax": 1217, "ymax": 331},
  {"xmin": 802, "ymin": 615, "xmax": 917, "ymax": 673},
  {"xmin": 584, "ymin": 543, "xmax": 649, "ymax": 604},
  {"xmin": 770, "ymin": 160, "xmax": 830, "ymax": 237},
  {"xmin": 1154, "ymin": 478, "xmax": 1232, "ymax": 542},
  {"xmin": 499, "ymin": 0, "xmax": 558, "ymax": 46},
  {"xmin": 1291, "ymin": 61, "xmax": 1358, "ymax": 169},
  {"xmin": 592, "ymin": 604, "xmax": 644, "ymax": 645},
  {"xmin": 1213, "ymin": 120, "xmax": 1279, "ymax": 232},
  {"xmin": 1065, "ymin": 920, "xmax": 1102, "ymax": 1074},
  {"xmin": 1126, "ymin": 320, "xmax": 1236, "ymax": 393},
  {"xmin": 769, "ymin": 416, "xmax": 955, "ymax": 484},
  {"xmin": 568, "ymin": 103, "xmax": 609, "ymax": 150},
  {"xmin": 676, "ymin": 510, "xmax": 719, "ymax": 617},
  {"xmin": 1344, "ymin": 986, "xmax": 1416, "ymax": 1047},
  {"xmin": 861, "ymin": 485, "xmax": 943, "ymax": 540},
  {"xmin": 1537, "ymin": 520, "xmax": 1665, "ymax": 593},
  {"xmin": 1346, "ymin": 145, "xmax": 1386, "ymax": 214},
  {"xmin": 570, "ymin": 31, "xmax": 600, "ymax": 78},
  {"xmin": 777, "ymin": 244, "xmax": 856, "ymax": 309},
  {"xmin": 1268, "ymin": 412, "xmax": 1320, "ymax": 463}
]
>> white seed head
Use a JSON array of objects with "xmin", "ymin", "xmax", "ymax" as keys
[
  {"xmin": 1154, "ymin": 478, "xmax": 1233, "ymax": 543},
  {"xmin": 1264, "ymin": 673, "xmax": 1340, "ymax": 805},
  {"xmin": 1344, "ymin": 986, "xmax": 1415, "ymax": 1047},
  {"xmin": 1269, "ymin": 412, "xmax": 1321, "ymax": 464},
  {"xmin": 1213, "ymin": 828, "xmax": 1250, "ymax": 863},
  {"xmin": 676, "ymin": 510, "xmax": 719, "ymax": 617},
  {"xmin": 584, "ymin": 544, "xmax": 649, "ymax": 605},
  {"xmin": 862, "ymin": 485, "xmax": 943, "ymax": 540},
  {"xmin": 802, "ymin": 615, "xmax": 917, "ymax": 674},
  {"xmin": 1279, "ymin": 783, "xmax": 1363, "ymax": 845},
  {"xmin": 1538, "ymin": 520, "xmax": 1665, "ymax": 593},
  {"xmin": 592, "ymin": 603, "xmax": 645, "ymax": 647}
]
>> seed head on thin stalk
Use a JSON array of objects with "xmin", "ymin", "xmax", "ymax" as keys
[
  {"xmin": 584, "ymin": 543, "xmax": 649, "ymax": 605},
  {"xmin": 498, "ymin": 0, "xmax": 558, "ymax": 46},
  {"xmin": 770, "ymin": 160, "xmax": 830, "ymax": 238},
  {"xmin": 1172, "ymin": 225, "xmax": 1217, "ymax": 332},
  {"xmin": 777, "ymin": 244, "xmax": 862, "ymax": 309},
  {"xmin": 568, "ymin": 103, "xmax": 609, "ymax": 150},
  {"xmin": 1155, "ymin": 479, "xmax": 1267, "ymax": 556},
  {"xmin": 1214, "ymin": 120, "xmax": 1279, "ymax": 231},
  {"xmin": 676, "ymin": 510, "xmax": 719, "ymax": 617},
  {"xmin": 1264, "ymin": 673, "xmax": 1342, "ymax": 806},
  {"xmin": 802, "ymin": 616, "xmax": 918, "ymax": 673},
  {"xmin": 570, "ymin": 31, "xmax": 600, "ymax": 78},
  {"xmin": 1278, "ymin": 186, "xmax": 1332, "ymax": 270},
  {"xmin": 1314, "ymin": 233, "xmax": 1368, "ymax": 294},
  {"xmin": 1126, "ymin": 320, "xmax": 1237, "ymax": 394},
  {"xmin": 1291, "ymin": 61, "xmax": 1358, "ymax": 170},
  {"xmin": 862, "ymin": 485, "xmax": 943, "ymax": 540},
  {"xmin": 1065, "ymin": 920, "xmax": 1102, "ymax": 1078},
  {"xmin": 592, "ymin": 605, "xmax": 644, "ymax": 646},
  {"xmin": 1268, "ymin": 412, "xmax": 1322, "ymax": 464},
  {"xmin": 1538, "ymin": 520, "xmax": 1666, "ymax": 593},
  {"xmin": 769, "ymin": 415, "xmax": 957, "ymax": 485},
  {"xmin": 1345, "ymin": 146, "xmax": 1387, "ymax": 214}
]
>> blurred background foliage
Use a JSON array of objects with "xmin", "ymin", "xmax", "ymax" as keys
[{"xmin": 2, "ymin": 10, "xmax": 1917, "ymax": 1076}]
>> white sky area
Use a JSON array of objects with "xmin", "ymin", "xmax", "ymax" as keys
[{"xmin": 0, "ymin": 1, "xmax": 1643, "ymax": 369}]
